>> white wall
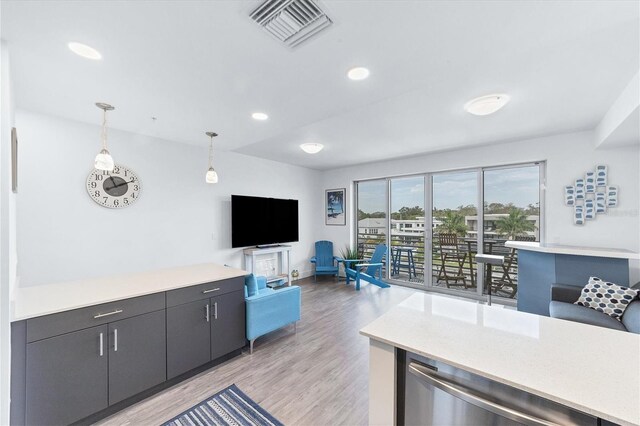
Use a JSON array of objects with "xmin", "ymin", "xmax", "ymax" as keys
[
  {"xmin": 319, "ymin": 131, "xmax": 640, "ymax": 282},
  {"xmin": 0, "ymin": 40, "xmax": 18, "ymax": 426},
  {"xmin": 16, "ymin": 111, "xmax": 322, "ymax": 287}
]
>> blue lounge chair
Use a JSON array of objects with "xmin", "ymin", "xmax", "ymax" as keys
[
  {"xmin": 344, "ymin": 244, "xmax": 390, "ymax": 290},
  {"xmin": 310, "ymin": 240, "xmax": 342, "ymax": 281}
]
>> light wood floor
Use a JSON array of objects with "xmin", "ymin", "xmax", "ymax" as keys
[{"xmin": 95, "ymin": 278, "xmax": 417, "ymax": 426}]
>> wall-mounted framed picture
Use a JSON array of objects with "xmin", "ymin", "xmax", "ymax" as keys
[
  {"xmin": 11, "ymin": 127, "xmax": 18, "ymax": 193},
  {"xmin": 325, "ymin": 188, "xmax": 346, "ymax": 226}
]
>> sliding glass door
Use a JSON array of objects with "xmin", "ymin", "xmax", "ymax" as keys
[
  {"xmin": 482, "ymin": 164, "xmax": 541, "ymax": 300},
  {"xmin": 431, "ymin": 171, "xmax": 479, "ymax": 295},
  {"xmin": 353, "ymin": 162, "xmax": 543, "ymax": 302},
  {"xmin": 390, "ymin": 176, "xmax": 426, "ymax": 286},
  {"xmin": 356, "ymin": 180, "xmax": 388, "ymax": 276}
]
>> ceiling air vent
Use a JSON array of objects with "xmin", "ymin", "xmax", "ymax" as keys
[{"xmin": 250, "ymin": 0, "xmax": 333, "ymax": 48}]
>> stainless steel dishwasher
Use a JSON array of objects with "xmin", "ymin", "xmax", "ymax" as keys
[{"xmin": 401, "ymin": 351, "xmax": 601, "ymax": 426}]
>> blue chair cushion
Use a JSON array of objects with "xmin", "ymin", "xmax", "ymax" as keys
[{"xmin": 246, "ymin": 274, "xmax": 259, "ymax": 297}]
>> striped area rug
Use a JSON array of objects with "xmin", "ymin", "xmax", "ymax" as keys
[{"xmin": 161, "ymin": 384, "xmax": 283, "ymax": 426}]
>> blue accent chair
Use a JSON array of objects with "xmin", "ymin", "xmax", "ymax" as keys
[
  {"xmin": 245, "ymin": 274, "xmax": 301, "ymax": 353},
  {"xmin": 344, "ymin": 243, "xmax": 391, "ymax": 291},
  {"xmin": 310, "ymin": 240, "xmax": 342, "ymax": 281}
]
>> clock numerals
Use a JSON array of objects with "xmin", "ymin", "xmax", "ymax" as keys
[{"xmin": 88, "ymin": 165, "xmax": 140, "ymax": 209}]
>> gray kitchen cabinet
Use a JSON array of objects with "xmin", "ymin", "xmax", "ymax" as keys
[
  {"xmin": 26, "ymin": 324, "xmax": 109, "ymax": 426},
  {"xmin": 211, "ymin": 290, "xmax": 246, "ymax": 360},
  {"xmin": 166, "ymin": 299, "xmax": 212, "ymax": 379},
  {"xmin": 108, "ymin": 310, "xmax": 167, "ymax": 404},
  {"xmin": 12, "ymin": 275, "xmax": 247, "ymax": 425}
]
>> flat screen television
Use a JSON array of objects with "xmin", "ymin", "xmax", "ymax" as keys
[{"xmin": 231, "ymin": 195, "xmax": 299, "ymax": 248}]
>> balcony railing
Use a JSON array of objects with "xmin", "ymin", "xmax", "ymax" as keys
[{"xmin": 356, "ymin": 231, "xmax": 520, "ymax": 299}]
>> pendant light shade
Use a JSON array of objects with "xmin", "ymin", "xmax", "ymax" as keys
[
  {"xmin": 206, "ymin": 167, "xmax": 218, "ymax": 184},
  {"xmin": 205, "ymin": 132, "xmax": 218, "ymax": 184},
  {"xmin": 94, "ymin": 148, "xmax": 114, "ymax": 171},
  {"xmin": 94, "ymin": 103, "xmax": 115, "ymax": 171}
]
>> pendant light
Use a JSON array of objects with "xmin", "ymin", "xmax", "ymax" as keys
[
  {"xmin": 205, "ymin": 132, "xmax": 218, "ymax": 184},
  {"xmin": 94, "ymin": 102, "xmax": 115, "ymax": 171}
]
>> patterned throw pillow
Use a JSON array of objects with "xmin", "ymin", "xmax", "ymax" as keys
[{"xmin": 575, "ymin": 277, "xmax": 640, "ymax": 321}]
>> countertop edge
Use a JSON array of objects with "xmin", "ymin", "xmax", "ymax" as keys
[
  {"xmin": 11, "ymin": 265, "xmax": 248, "ymax": 322},
  {"xmin": 359, "ymin": 329, "xmax": 637, "ymax": 426},
  {"xmin": 505, "ymin": 241, "xmax": 640, "ymax": 260}
]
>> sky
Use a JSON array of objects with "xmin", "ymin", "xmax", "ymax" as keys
[{"xmin": 358, "ymin": 165, "xmax": 540, "ymax": 213}]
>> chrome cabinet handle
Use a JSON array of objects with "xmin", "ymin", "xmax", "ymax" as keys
[
  {"xmin": 93, "ymin": 309, "xmax": 123, "ymax": 319},
  {"xmin": 408, "ymin": 362, "xmax": 559, "ymax": 426},
  {"xmin": 99, "ymin": 332, "xmax": 104, "ymax": 357},
  {"xmin": 114, "ymin": 329, "xmax": 118, "ymax": 352},
  {"xmin": 205, "ymin": 303, "xmax": 210, "ymax": 322},
  {"xmin": 214, "ymin": 302, "xmax": 218, "ymax": 320},
  {"xmin": 202, "ymin": 288, "xmax": 220, "ymax": 294}
]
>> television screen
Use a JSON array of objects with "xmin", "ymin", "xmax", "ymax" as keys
[{"xmin": 231, "ymin": 195, "xmax": 299, "ymax": 248}]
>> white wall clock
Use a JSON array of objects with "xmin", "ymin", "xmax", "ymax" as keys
[{"xmin": 86, "ymin": 165, "xmax": 141, "ymax": 208}]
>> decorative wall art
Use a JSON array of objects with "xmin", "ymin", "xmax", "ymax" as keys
[
  {"xmin": 574, "ymin": 205, "xmax": 584, "ymax": 225},
  {"xmin": 584, "ymin": 199, "xmax": 594, "ymax": 220},
  {"xmin": 564, "ymin": 165, "xmax": 618, "ymax": 226},
  {"xmin": 596, "ymin": 192, "xmax": 606, "ymax": 214},
  {"xmin": 11, "ymin": 127, "xmax": 17, "ymax": 193},
  {"xmin": 326, "ymin": 188, "xmax": 346, "ymax": 226},
  {"xmin": 596, "ymin": 165, "xmax": 607, "ymax": 186},
  {"xmin": 564, "ymin": 186, "xmax": 575, "ymax": 206},
  {"xmin": 585, "ymin": 172, "xmax": 595, "ymax": 193},
  {"xmin": 607, "ymin": 186, "xmax": 618, "ymax": 207}
]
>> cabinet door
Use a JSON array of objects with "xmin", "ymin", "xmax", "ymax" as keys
[
  {"xmin": 26, "ymin": 325, "xmax": 108, "ymax": 426},
  {"xmin": 167, "ymin": 299, "xmax": 211, "ymax": 379},
  {"xmin": 211, "ymin": 290, "xmax": 246, "ymax": 360},
  {"xmin": 108, "ymin": 310, "xmax": 166, "ymax": 405}
]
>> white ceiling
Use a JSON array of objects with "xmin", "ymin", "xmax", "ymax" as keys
[{"xmin": 2, "ymin": 1, "xmax": 638, "ymax": 170}]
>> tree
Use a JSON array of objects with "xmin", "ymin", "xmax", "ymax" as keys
[
  {"xmin": 436, "ymin": 211, "xmax": 468, "ymax": 236},
  {"xmin": 495, "ymin": 209, "xmax": 536, "ymax": 239},
  {"xmin": 391, "ymin": 205, "xmax": 425, "ymax": 220}
]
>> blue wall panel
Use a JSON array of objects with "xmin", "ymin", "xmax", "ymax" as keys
[
  {"xmin": 555, "ymin": 255, "xmax": 629, "ymax": 287},
  {"xmin": 517, "ymin": 250, "xmax": 556, "ymax": 316}
]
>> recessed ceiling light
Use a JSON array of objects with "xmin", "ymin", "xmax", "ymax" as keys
[
  {"xmin": 300, "ymin": 143, "xmax": 324, "ymax": 154},
  {"xmin": 68, "ymin": 42, "xmax": 102, "ymax": 60},
  {"xmin": 252, "ymin": 112, "xmax": 269, "ymax": 121},
  {"xmin": 347, "ymin": 67, "xmax": 370, "ymax": 81},
  {"xmin": 464, "ymin": 94, "xmax": 510, "ymax": 116}
]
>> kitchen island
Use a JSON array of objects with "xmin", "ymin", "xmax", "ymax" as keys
[{"xmin": 360, "ymin": 293, "xmax": 640, "ymax": 426}]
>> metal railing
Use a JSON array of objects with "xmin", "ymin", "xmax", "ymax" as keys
[{"xmin": 356, "ymin": 231, "xmax": 521, "ymax": 299}]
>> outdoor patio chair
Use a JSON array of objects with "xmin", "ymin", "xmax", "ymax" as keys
[
  {"xmin": 436, "ymin": 233, "xmax": 467, "ymax": 288},
  {"xmin": 344, "ymin": 243, "xmax": 391, "ymax": 291},
  {"xmin": 310, "ymin": 240, "xmax": 341, "ymax": 281},
  {"xmin": 492, "ymin": 235, "xmax": 536, "ymax": 298}
]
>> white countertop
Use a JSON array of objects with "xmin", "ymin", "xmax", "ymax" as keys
[
  {"xmin": 360, "ymin": 293, "xmax": 640, "ymax": 426},
  {"xmin": 505, "ymin": 241, "xmax": 640, "ymax": 260},
  {"xmin": 11, "ymin": 263, "xmax": 247, "ymax": 321}
]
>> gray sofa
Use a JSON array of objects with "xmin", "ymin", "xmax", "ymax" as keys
[{"xmin": 549, "ymin": 283, "xmax": 640, "ymax": 333}]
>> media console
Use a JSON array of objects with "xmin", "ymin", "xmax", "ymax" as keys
[{"xmin": 243, "ymin": 244, "xmax": 292, "ymax": 287}]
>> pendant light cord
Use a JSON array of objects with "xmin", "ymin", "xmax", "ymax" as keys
[
  {"xmin": 208, "ymin": 135, "xmax": 214, "ymax": 168},
  {"xmin": 101, "ymin": 108, "xmax": 108, "ymax": 150}
]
